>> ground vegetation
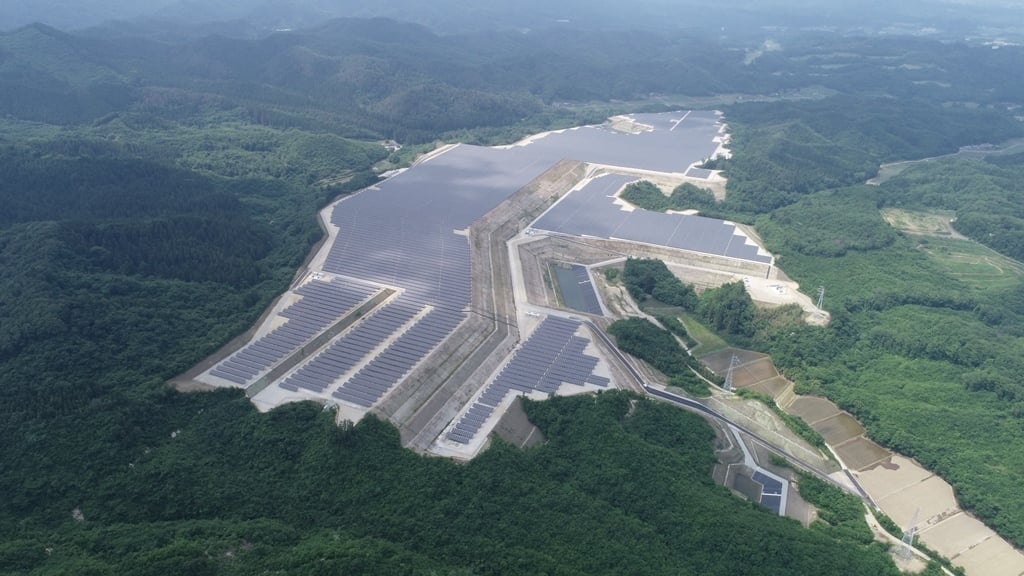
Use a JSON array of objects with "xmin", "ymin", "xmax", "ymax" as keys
[
  {"xmin": 3, "ymin": 13, "xmax": 1024, "ymax": 570},
  {"xmin": 724, "ymin": 110, "xmax": 1024, "ymax": 547},
  {"xmin": 622, "ymin": 257, "xmax": 697, "ymax": 311}
]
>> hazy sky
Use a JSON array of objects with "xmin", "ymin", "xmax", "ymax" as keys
[{"xmin": 2, "ymin": 0, "xmax": 1022, "ymax": 35}]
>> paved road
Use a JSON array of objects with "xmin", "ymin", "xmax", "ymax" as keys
[{"xmin": 582, "ymin": 319, "xmax": 875, "ymax": 502}]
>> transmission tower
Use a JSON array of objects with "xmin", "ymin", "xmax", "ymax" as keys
[
  {"xmin": 815, "ymin": 286, "xmax": 825, "ymax": 310},
  {"xmin": 898, "ymin": 508, "xmax": 920, "ymax": 561},
  {"xmin": 723, "ymin": 354, "xmax": 741, "ymax": 391}
]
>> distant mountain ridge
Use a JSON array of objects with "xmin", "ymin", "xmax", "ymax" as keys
[
  {"xmin": 0, "ymin": 18, "xmax": 759, "ymax": 139},
  {"xmin": 2, "ymin": 13, "xmax": 1022, "ymax": 143},
  {"xmin": 4, "ymin": 0, "xmax": 1023, "ymax": 38}
]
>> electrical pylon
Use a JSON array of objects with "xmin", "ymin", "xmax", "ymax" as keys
[{"xmin": 724, "ymin": 354, "xmax": 741, "ymax": 391}]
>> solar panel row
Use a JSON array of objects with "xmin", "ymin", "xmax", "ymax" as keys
[
  {"xmin": 761, "ymin": 495, "xmax": 782, "ymax": 515},
  {"xmin": 333, "ymin": 308, "xmax": 464, "ymax": 406},
  {"xmin": 209, "ymin": 279, "xmax": 377, "ymax": 386},
  {"xmin": 278, "ymin": 296, "xmax": 423, "ymax": 394},
  {"xmin": 446, "ymin": 316, "xmax": 609, "ymax": 444}
]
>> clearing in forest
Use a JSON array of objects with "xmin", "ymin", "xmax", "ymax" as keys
[
  {"xmin": 883, "ymin": 208, "xmax": 1024, "ymax": 290},
  {"xmin": 881, "ymin": 208, "xmax": 964, "ymax": 239},
  {"xmin": 916, "ymin": 235, "xmax": 1024, "ymax": 291}
]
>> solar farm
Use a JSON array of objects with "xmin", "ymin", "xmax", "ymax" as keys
[
  {"xmin": 532, "ymin": 173, "xmax": 771, "ymax": 264},
  {"xmin": 191, "ymin": 109, "xmax": 777, "ymax": 457}
]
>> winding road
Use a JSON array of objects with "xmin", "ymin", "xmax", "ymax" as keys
[{"xmin": 582, "ymin": 319, "xmax": 875, "ymax": 503}]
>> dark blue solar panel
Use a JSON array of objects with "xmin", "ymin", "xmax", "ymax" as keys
[
  {"xmin": 760, "ymin": 494, "xmax": 782, "ymax": 515},
  {"xmin": 753, "ymin": 472, "xmax": 784, "ymax": 495}
]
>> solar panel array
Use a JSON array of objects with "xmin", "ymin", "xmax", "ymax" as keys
[
  {"xmin": 325, "ymin": 212, "xmax": 473, "ymax": 307},
  {"xmin": 753, "ymin": 471, "xmax": 785, "ymax": 514},
  {"xmin": 274, "ymin": 181, "xmax": 483, "ymax": 402},
  {"xmin": 208, "ymin": 279, "xmax": 377, "ymax": 386},
  {"xmin": 533, "ymin": 174, "xmax": 772, "ymax": 264},
  {"xmin": 526, "ymin": 111, "xmax": 724, "ymax": 174},
  {"xmin": 277, "ymin": 294, "xmax": 467, "ymax": 405},
  {"xmin": 272, "ymin": 143, "xmax": 576, "ymax": 405},
  {"xmin": 210, "ymin": 110, "xmax": 772, "ymax": 410},
  {"xmin": 446, "ymin": 316, "xmax": 610, "ymax": 444}
]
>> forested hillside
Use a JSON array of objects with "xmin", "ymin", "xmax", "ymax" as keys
[
  {"xmin": 3, "ymin": 20, "xmax": 1024, "ymax": 142},
  {"xmin": 721, "ymin": 114, "xmax": 1024, "ymax": 545},
  {"xmin": 1, "ymin": 392, "xmax": 927, "ymax": 575},
  {"xmin": 2, "ymin": 12, "xmax": 1024, "ymax": 573}
]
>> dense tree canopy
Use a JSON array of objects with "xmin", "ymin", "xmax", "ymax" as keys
[
  {"xmin": 758, "ymin": 189, "xmax": 898, "ymax": 257},
  {"xmin": 619, "ymin": 180, "xmax": 718, "ymax": 215},
  {"xmin": 622, "ymin": 258, "xmax": 698, "ymax": 311},
  {"xmin": 697, "ymin": 281, "xmax": 757, "ymax": 337},
  {"xmin": 715, "ymin": 97, "xmax": 1023, "ymax": 214}
]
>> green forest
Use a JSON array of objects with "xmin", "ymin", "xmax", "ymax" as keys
[
  {"xmin": 720, "ymin": 114, "xmax": 1024, "ymax": 546},
  {"xmin": 2, "ymin": 11, "xmax": 1024, "ymax": 574},
  {"xmin": 621, "ymin": 257, "xmax": 698, "ymax": 310},
  {"xmin": 621, "ymin": 258, "xmax": 757, "ymax": 340},
  {"xmin": 620, "ymin": 180, "xmax": 718, "ymax": 215},
  {"xmin": 1, "ymin": 392, "xmax": 920, "ymax": 575}
]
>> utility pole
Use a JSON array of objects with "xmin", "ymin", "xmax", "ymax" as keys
[
  {"xmin": 724, "ymin": 354, "xmax": 741, "ymax": 391},
  {"xmin": 899, "ymin": 508, "xmax": 920, "ymax": 560}
]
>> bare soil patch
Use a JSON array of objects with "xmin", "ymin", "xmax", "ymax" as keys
[
  {"xmin": 730, "ymin": 358, "xmax": 780, "ymax": 388},
  {"xmin": 607, "ymin": 115, "xmax": 653, "ymax": 134},
  {"xmin": 170, "ymin": 379, "xmax": 217, "ymax": 393},
  {"xmin": 748, "ymin": 376, "xmax": 791, "ymax": 398},
  {"xmin": 955, "ymin": 536, "xmax": 1024, "ymax": 576},
  {"xmin": 493, "ymin": 397, "xmax": 545, "ymax": 449},
  {"xmin": 788, "ymin": 396, "xmax": 841, "ymax": 424},
  {"xmin": 877, "ymin": 475, "xmax": 957, "ymax": 528},
  {"xmin": 919, "ymin": 513, "xmax": 992, "ymax": 559},
  {"xmin": 704, "ymin": 395, "xmax": 837, "ymax": 473},
  {"xmin": 732, "ymin": 472, "xmax": 763, "ymax": 501},
  {"xmin": 701, "ymin": 348, "xmax": 767, "ymax": 373},
  {"xmin": 856, "ymin": 455, "xmax": 934, "ymax": 501},
  {"xmin": 833, "ymin": 436, "xmax": 889, "ymax": 470},
  {"xmin": 813, "ymin": 413, "xmax": 865, "ymax": 445}
]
